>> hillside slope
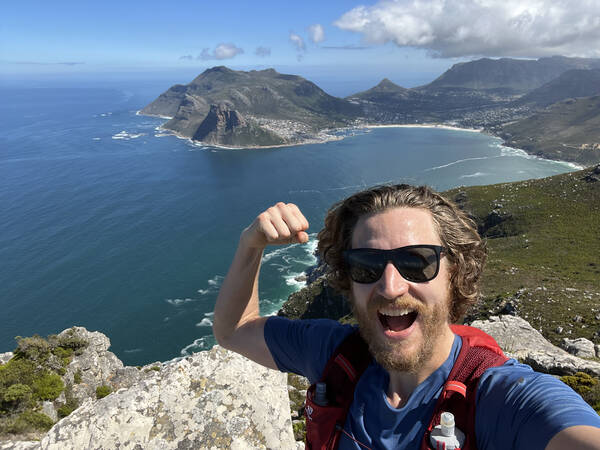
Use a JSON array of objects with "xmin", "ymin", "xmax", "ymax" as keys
[
  {"xmin": 515, "ymin": 69, "xmax": 600, "ymax": 107},
  {"xmin": 424, "ymin": 56, "xmax": 600, "ymax": 93},
  {"xmin": 499, "ymin": 96, "xmax": 600, "ymax": 165},
  {"xmin": 447, "ymin": 165, "xmax": 600, "ymax": 345}
]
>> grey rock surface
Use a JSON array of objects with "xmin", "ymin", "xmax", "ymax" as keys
[
  {"xmin": 471, "ymin": 315, "xmax": 600, "ymax": 376},
  {"xmin": 58, "ymin": 327, "xmax": 129, "ymax": 406},
  {"xmin": 0, "ymin": 352, "xmax": 12, "ymax": 365},
  {"xmin": 0, "ymin": 442, "xmax": 39, "ymax": 450},
  {"xmin": 596, "ymin": 344, "xmax": 600, "ymax": 358},
  {"xmin": 37, "ymin": 345, "xmax": 294, "ymax": 449},
  {"xmin": 561, "ymin": 337, "xmax": 596, "ymax": 358}
]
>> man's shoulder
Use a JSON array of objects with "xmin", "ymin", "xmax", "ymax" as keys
[{"xmin": 264, "ymin": 317, "xmax": 356, "ymax": 381}]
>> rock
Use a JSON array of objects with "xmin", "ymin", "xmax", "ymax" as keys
[
  {"xmin": 0, "ymin": 352, "xmax": 13, "ymax": 365},
  {"xmin": 58, "ymin": 327, "xmax": 128, "ymax": 406},
  {"xmin": 38, "ymin": 346, "xmax": 294, "ymax": 449},
  {"xmin": 470, "ymin": 315, "xmax": 600, "ymax": 376},
  {"xmin": 0, "ymin": 442, "xmax": 40, "ymax": 449},
  {"xmin": 596, "ymin": 344, "xmax": 600, "ymax": 358},
  {"xmin": 499, "ymin": 299, "xmax": 518, "ymax": 316},
  {"xmin": 573, "ymin": 315, "xmax": 583, "ymax": 323},
  {"xmin": 191, "ymin": 103, "xmax": 285, "ymax": 147},
  {"xmin": 41, "ymin": 401, "xmax": 58, "ymax": 422},
  {"xmin": 555, "ymin": 326, "xmax": 564, "ymax": 334},
  {"xmin": 561, "ymin": 338, "xmax": 596, "ymax": 358},
  {"xmin": 279, "ymin": 277, "xmax": 351, "ymax": 321}
]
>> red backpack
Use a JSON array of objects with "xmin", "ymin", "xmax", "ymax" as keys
[{"xmin": 304, "ymin": 325, "xmax": 508, "ymax": 450}]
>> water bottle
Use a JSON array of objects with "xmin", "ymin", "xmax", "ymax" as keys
[
  {"xmin": 429, "ymin": 412, "xmax": 465, "ymax": 449},
  {"xmin": 313, "ymin": 382, "xmax": 329, "ymax": 406}
]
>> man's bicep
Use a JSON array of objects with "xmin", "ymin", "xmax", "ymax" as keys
[
  {"xmin": 220, "ymin": 317, "xmax": 279, "ymax": 370},
  {"xmin": 545, "ymin": 425, "xmax": 600, "ymax": 450}
]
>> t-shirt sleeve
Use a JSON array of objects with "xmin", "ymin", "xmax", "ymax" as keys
[
  {"xmin": 475, "ymin": 359, "xmax": 600, "ymax": 450},
  {"xmin": 264, "ymin": 316, "xmax": 355, "ymax": 383}
]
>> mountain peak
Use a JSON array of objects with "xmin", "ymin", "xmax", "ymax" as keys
[{"xmin": 376, "ymin": 78, "xmax": 402, "ymax": 90}]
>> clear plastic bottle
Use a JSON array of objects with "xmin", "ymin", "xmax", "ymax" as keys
[{"xmin": 429, "ymin": 412, "xmax": 465, "ymax": 449}]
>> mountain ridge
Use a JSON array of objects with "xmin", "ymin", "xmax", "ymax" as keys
[{"xmin": 140, "ymin": 56, "xmax": 600, "ymax": 162}]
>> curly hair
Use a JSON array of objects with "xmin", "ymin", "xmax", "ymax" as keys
[{"xmin": 317, "ymin": 184, "xmax": 486, "ymax": 323}]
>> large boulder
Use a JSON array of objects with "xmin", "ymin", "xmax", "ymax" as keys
[
  {"xmin": 561, "ymin": 337, "xmax": 597, "ymax": 358},
  {"xmin": 37, "ymin": 345, "xmax": 294, "ymax": 449},
  {"xmin": 470, "ymin": 315, "xmax": 600, "ymax": 376}
]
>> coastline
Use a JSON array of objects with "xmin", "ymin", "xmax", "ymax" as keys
[
  {"xmin": 362, "ymin": 123, "xmax": 483, "ymax": 133},
  {"xmin": 136, "ymin": 110, "xmax": 586, "ymax": 168}
]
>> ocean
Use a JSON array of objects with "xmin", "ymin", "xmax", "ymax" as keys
[{"xmin": 0, "ymin": 80, "xmax": 579, "ymax": 365}]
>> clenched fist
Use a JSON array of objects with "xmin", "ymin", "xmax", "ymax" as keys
[{"xmin": 241, "ymin": 202, "xmax": 309, "ymax": 249}]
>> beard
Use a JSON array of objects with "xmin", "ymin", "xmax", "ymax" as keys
[{"xmin": 352, "ymin": 292, "xmax": 450, "ymax": 373}]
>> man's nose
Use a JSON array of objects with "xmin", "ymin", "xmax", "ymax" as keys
[{"xmin": 376, "ymin": 261, "xmax": 409, "ymax": 299}]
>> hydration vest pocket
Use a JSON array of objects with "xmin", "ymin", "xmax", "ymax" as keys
[{"xmin": 304, "ymin": 384, "xmax": 346, "ymax": 449}]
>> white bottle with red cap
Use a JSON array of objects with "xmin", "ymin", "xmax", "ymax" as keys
[{"xmin": 429, "ymin": 412, "xmax": 466, "ymax": 450}]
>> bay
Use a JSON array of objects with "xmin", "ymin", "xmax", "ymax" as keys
[{"xmin": 0, "ymin": 83, "xmax": 578, "ymax": 365}]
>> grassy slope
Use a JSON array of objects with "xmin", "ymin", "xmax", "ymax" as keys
[
  {"xmin": 500, "ymin": 96, "xmax": 600, "ymax": 166},
  {"xmin": 446, "ymin": 166, "xmax": 600, "ymax": 345}
]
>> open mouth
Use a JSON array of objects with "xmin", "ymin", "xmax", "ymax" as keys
[{"xmin": 378, "ymin": 307, "xmax": 418, "ymax": 333}]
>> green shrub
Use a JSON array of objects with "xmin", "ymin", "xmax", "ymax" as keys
[
  {"xmin": 2, "ymin": 384, "xmax": 32, "ymax": 405},
  {"xmin": 32, "ymin": 372, "xmax": 64, "ymax": 401},
  {"xmin": 57, "ymin": 384, "xmax": 79, "ymax": 418},
  {"xmin": 96, "ymin": 385, "xmax": 111, "ymax": 399},
  {"xmin": 55, "ymin": 331, "xmax": 88, "ymax": 355},
  {"xmin": 561, "ymin": 372, "xmax": 598, "ymax": 395},
  {"xmin": 0, "ymin": 359, "xmax": 37, "ymax": 388},
  {"xmin": 561, "ymin": 372, "xmax": 600, "ymax": 414},
  {"xmin": 14, "ymin": 336, "xmax": 50, "ymax": 362},
  {"xmin": 8, "ymin": 411, "xmax": 54, "ymax": 433},
  {"xmin": 51, "ymin": 346, "xmax": 72, "ymax": 359},
  {"xmin": 73, "ymin": 370, "xmax": 82, "ymax": 384}
]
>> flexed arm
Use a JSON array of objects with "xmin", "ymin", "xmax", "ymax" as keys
[{"xmin": 212, "ymin": 202, "xmax": 309, "ymax": 369}]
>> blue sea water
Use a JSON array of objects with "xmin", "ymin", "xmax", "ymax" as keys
[{"xmin": 0, "ymin": 81, "xmax": 578, "ymax": 365}]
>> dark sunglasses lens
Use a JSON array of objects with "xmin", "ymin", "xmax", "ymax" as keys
[
  {"xmin": 394, "ymin": 247, "xmax": 439, "ymax": 282},
  {"xmin": 346, "ymin": 246, "xmax": 441, "ymax": 283},
  {"xmin": 346, "ymin": 252, "xmax": 384, "ymax": 283}
]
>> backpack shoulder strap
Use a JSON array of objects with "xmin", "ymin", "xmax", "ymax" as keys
[
  {"xmin": 420, "ymin": 325, "xmax": 508, "ymax": 450},
  {"xmin": 321, "ymin": 329, "xmax": 372, "ymax": 405},
  {"xmin": 305, "ymin": 329, "xmax": 371, "ymax": 450}
]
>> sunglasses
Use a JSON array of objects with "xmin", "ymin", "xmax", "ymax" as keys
[{"xmin": 343, "ymin": 244, "xmax": 445, "ymax": 284}]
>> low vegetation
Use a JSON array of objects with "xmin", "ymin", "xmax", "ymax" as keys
[
  {"xmin": 95, "ymin": 385, "xmax": 111, "ymax": 399},
  {"xmin": 0, "ymin": 329, "xmax": 88, "ymax": 438},
  {"xmin": 561, "ymin": 372, "xmax": 600, "ymax": 413},
  {"xmin": 450, "ymin": 165, "xmax": 600, "ymax": 346}
]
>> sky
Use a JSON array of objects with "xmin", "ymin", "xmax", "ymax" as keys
[{"xmin": 2, "ymin": 0, "xmax": 599, "ymax": 95}]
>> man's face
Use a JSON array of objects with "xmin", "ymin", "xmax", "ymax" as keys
[{"xmin": 350, "ymin": 207, "xmax": 452, "ymax": 373}]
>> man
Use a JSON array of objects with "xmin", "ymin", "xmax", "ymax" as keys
[{"xmin": 213, "ymin": 184, "xmax": 600, "ymax": 449}]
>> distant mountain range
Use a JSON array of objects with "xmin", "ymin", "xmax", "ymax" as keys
[{"xmin": 140, "ymin": 56, "xmax": 600, "ymax": 164}]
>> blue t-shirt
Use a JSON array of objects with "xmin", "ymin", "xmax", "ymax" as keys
[{"xmin": 265, "ymin": 316, "xmax": 600, "ymax": 450}]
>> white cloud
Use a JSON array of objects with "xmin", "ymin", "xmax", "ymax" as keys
[
  {"xmin": 289, "ymin": 32, "xmax": 307, "ymax": 61},
  {"xmin": 308, "ymin": 24, "xmax": 325, "ymax": 44},
  {"xmin": 200, "ymin": 43, "xmax": 244, "ymax": 60},
  {"xmin": 334, "ymin": 0, "xmax": 600, "ymax": 58},
  {"xmin": 289, "ymin": 32, "xmax": 306, "ymax": 52}
]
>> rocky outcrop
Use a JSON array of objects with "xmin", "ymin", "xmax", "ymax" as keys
[
  {"xmin": 561, "ymin": 337, "xmax": 597, "ymax": 358},
  {"xmin": 471, "ymin": 315, "xmax": 600, "ymax": 376},
  {"xmin": 192, "ymin": 103, "xmax": 285, "ymax": 147},
  {"xmin": 1, "ymin": 329, "xmax": 295, "ymax": 450}
]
